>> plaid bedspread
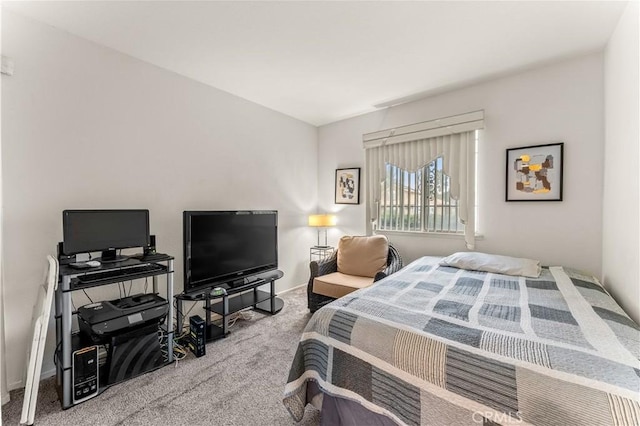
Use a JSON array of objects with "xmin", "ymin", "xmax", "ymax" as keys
[{"xmin": 283, "ymin": 256, "xmax": 640, "ymax": 425}]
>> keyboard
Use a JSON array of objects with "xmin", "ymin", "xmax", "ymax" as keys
[{"xmin": 75, "ymin": 264, "xmax": 167, "ymax": 286}]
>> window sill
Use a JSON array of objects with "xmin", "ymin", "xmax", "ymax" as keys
[{"xmin": 375, "ymin": 229, "xmax": 484, "ymax": 240}]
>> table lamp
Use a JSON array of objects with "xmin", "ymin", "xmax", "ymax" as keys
[{"xmin": 308, "ymin": 214, "xmax": 337, "ymax": 248}]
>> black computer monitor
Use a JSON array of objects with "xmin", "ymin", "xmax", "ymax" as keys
[{"xmin": 62, "ymin": 210, "xmax": 150, "ymax": 262}]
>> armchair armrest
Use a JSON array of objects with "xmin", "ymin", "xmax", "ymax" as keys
[
  {"xmin": 307, "ymin": 252, "xmax": 338, "ymax": 312},
  {"xmin": 311, "ymin": 253, "xmax": 338, "ymax": 279},
  {"xmin": 373, "ymin": 244, "xmax": 403, "ymax": 282}
]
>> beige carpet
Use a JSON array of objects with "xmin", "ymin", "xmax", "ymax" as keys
[{"xmin": 2, "ymin": 287, "xmax": 320, "ymax": 425}]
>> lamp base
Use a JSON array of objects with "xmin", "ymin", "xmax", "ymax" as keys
[{"xmin": 312, "ymin": 245, "xmax": 331, "ymax": 249}]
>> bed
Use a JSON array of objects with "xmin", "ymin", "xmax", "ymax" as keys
[{"xmin": 283, "ymin": 256, "xmax": 640, "ymax": 425}]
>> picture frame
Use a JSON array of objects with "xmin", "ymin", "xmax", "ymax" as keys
[
  {"xmin": 335, "ymin": 167, "xmax": 361, "ymax": 204},
  {"xmin": 506, "ymin": 142, "xmax": 563, "ymax": 202}
]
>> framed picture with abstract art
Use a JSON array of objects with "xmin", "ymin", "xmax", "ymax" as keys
[
  {"xmin": 506, "ymin": 143, "xmax": 563, "ymax": 201},
  {"xmin": 335, "ymin": 168, "xmax": 361, "ymax": 204}
]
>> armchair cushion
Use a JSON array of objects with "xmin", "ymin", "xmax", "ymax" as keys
[
  {"xmin": 337, "ymin": 235, "xmax": 389, "ymax": 278},
  {"xmin": 313, "ymin": 272, "xmax": 374, "ymax": 299}
]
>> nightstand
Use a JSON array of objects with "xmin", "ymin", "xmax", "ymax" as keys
[{"xmin": 310, "ymin": 246, "xmax": 335, "ymax": 262}]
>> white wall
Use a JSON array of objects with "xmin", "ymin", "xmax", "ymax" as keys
[
  {"xmin": 1, "ymin": 11, "xmax": 318, "ymax": 390},
  {"xmin": 603, "ymin": 1, "xmax": 639, "ymax": 324},
  {"xmin": 319, "ymin": 53, "xmax": 605, "ymax": 278},
  {"xmin": 0, "ymin": 6, "xmax": 7, "ymax": 404}
]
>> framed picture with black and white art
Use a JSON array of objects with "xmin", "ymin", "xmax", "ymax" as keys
[
  {"xmin": 335, "ymin": 168, "xmax": 360, "ymax": 204},
  {"xmin": 506, "ymin": 142, "xmax": 564, "ymax": 202}
]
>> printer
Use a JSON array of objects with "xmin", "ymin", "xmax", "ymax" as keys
[
  {"xmin": 78, "ymin": 293, "xmax": 168, "ymax": 342},
  {"xmin": 77, "ymin": 293, "xmax": 169, "ymax": 385}
]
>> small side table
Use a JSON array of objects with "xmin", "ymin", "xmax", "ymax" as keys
[{"xmin": 310, "ymin": 246, "xmax": 335, "ymax": 262}]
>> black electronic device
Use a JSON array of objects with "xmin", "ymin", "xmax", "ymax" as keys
[
  {"xmin": 183, "ymin": 210, "xmax": 278, "ymax": 293},
  {"xmin": 188, "ymin": 315, "xmax": 206, "ymax": 357},
  {"xmin": 62, "ymin": 210, "xmax": 150, "ymax": 263},
  {"xmin": 141, "ymin": 253, "xmax": 169, "ymax": 262},
  {"xmin": 72, "ymin": 346, "xmax": 99, "ymax": 404},
  {"xmin": 130, "ymin": 252, "xmax": 170, "ymax": 262},
  {"xmin": 57, "ymin": 241, "xmax": 76, "ymax": 265},
  {"xmin": 144, "ymin": 235, "xmax": 157, "ymax": 256},
  {"xmin": 77, "ymin": 293, "xmax": 168, "ymax": 340},
  {"xmin": 73, "ymin": 264, "xmax": 166, "ymax": 287},
  {"xmin": 106, "ymin": 323, "xmax": 164, "ymax": 385}
]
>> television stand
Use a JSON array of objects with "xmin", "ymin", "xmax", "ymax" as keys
[{"xmin": 175, "ymin": 270, "xmax": 284, "ymax": 342}]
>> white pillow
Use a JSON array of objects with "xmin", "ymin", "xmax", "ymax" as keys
[{"xmin": 439, "ymin": 252, "xmax": 541, "ymax": 278}]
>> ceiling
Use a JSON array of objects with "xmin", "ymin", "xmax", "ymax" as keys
[{"xmin": 3, "ymin": 1, "xmax": 627, "ymax": 126}]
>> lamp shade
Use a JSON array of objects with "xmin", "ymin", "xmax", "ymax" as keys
[{"xmin": 308, "ymin": 214, "xmax": 337, "ymax": 227}]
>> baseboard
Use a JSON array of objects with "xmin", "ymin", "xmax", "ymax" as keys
[
  {"xmin": 8, "ymin": 368, "xmax": 56, "ymax": 392},
  {"xmin": 1, "ymin": 392, "xmax": 10, "ymax": 405},
  {"xmin": 278, "ymin": 283, "xmax": 306, "ymax": 294},
  {"xmin": 8, "ymin": 379, "xmax": 21, "ymax": 392},
  {"xmin": 41, "ymin": 367, "xmax": 56, "ymax": 380}
]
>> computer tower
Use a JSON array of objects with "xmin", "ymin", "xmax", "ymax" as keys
[
  {"xmin": 72, "ymin": 346, "xmax": 99, "ymax": 404},
  {"xmin": 188, "ymin": 315, "xmax": 206, "ymax": 357}
]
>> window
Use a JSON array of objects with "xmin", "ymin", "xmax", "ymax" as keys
[
  {"xmin": 379, "ymin": 157, "xmax": 463, "ymax": 233},
  {"xmin": 363, "ymin": 111, "xmax": 482, "ymax": 248}
]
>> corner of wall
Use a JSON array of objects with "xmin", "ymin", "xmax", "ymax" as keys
[{"xmin": 602, "ymin": 0, "xmax": 640, "ymax": 323}]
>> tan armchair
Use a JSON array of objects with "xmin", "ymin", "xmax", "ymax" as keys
[{"xmin": 307, "ymin": 235, "xmax": 403, "ymax": 312}]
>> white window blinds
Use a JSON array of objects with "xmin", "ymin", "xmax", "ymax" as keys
[{"xmin": 363, "ymin": 111, "xmax": 483, "ymax": 249}]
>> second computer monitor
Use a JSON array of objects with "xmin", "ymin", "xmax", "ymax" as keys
[{"xmin": 62, "ymin": 210, "xmax": 150, "ymax": 262}]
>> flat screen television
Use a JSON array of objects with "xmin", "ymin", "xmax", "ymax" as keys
[
  {"xmin": 62, "ymin": 209, "xmax": 150, "ymax": 262},
  {"xmin": 183, "ymin": 210, "xmax": 278, "ymax": 293}
]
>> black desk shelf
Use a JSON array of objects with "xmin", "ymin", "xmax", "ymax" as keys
[
  {"xmin": 175, "ymin": 270, "xmax": 284, "ymax": 342},
  {"xmin": 69, "ymin": 265, "xmax": 170, "ymax": 290},
  {"xmin": 55, "ymin": 254, "xmax": 175, "ymax": 409}
]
